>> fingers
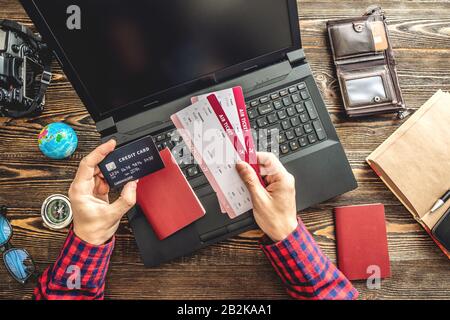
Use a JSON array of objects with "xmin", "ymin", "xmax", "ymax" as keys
[
  {"xmin": 257, "ymin": 152, "xmax": 285, "ymax": 175},
  {"xmin": 75, "ymin": 139, "xmax": 116, "ymax": 182},
  {"xmin": 93, "ymin": 167, "xmax": 106, "ymax": 179},
  {"xmin": 236, "ymin": 161, "xmax": 267, "ymax": 199},
  {"xmin": 256, "ymin": 152, "xmax": 289, "ymax": 185},
  {"xmin": 109, "ymin": 180, "xmax": 138, "ymax": 219},
  {"xmin": 93, "ymin": 175, "xmax": 110, "ymax": 202}
]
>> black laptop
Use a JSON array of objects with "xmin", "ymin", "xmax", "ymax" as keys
[{"xmin": 21, "ymin": 0, "xmax": 357, "ymax": 266}]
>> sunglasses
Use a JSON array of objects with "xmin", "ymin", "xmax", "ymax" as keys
[{"xmin": 0, "ymin": 206, "xmax": 36, "ymax": 284}]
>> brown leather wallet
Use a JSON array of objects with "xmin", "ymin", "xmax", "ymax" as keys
[{"xmin": 327, "ymin": 6, "xmax": 408, "ymax": 118}]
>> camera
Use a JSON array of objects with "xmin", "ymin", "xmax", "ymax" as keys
[{"xmin": 0, "ymin": 19, "xmax": 52, "ymax": 118}]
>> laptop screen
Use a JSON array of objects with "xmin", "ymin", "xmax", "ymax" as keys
[{"xmin": 32, "ymin": 0, "xmax": 296, "ymax": 118}]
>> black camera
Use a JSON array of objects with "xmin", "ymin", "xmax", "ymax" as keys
[{"xmin": 0, "ymin": 19, "xmax": 52, "ymax": 118}]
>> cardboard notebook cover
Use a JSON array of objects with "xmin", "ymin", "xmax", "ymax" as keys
[
  {"xmin": 136, "ymin": 148, "xmax": 206, "ymax": 240},
  {"xmin": 367, "ymin": 91, "xmax": 450, "ymax": 258},
  {"xmin": 335, "ymin": 204, "xmax": 391, "ymax": 281}
]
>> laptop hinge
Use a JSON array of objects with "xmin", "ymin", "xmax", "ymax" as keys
[
  {"xmin": 287, "ymin": 49, "xmax": 306, "ymax": 66},
  {"xmin": 96, "ymin": 116, "xmax": 117, "ymax": 137}
]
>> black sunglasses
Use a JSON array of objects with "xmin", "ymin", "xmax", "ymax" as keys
[{"xmin": 0, "ymin": 206, "xmax": 36, "ymax": 284}]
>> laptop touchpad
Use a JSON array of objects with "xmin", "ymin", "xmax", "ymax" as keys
[{"xmin": 195, "ymin": 191, "xmax": 232, "ymax": 236}]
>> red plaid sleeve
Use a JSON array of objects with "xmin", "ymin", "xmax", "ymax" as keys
[
  {"xmin": 34, "ymin": 229, "xmax": 114, "ymax": 300},
  {"xmin": 260, "ymin": 219, "xmax": 359, "ymax": 300}
]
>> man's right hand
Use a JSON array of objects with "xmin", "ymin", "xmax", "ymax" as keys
[{"xmin": 236, "ymin": 152, "xmax": 299, "ymax": 242}]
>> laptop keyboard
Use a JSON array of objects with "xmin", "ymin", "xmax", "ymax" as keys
[
  {"xmin": 153, "ymin": 81, "xmax": 327, "ymax": 181},
  {"xmin": 247, "ymin": 82, "xmax": 327, "ymax": 157}
]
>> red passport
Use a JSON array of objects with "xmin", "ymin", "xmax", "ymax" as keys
[
  {"xmin": 334, "ymin": 203, "xmax": 391, "ymax": 280},
  {"xmin": 136, "ymin": 148, "xmax": 205, "ymax": 240}
]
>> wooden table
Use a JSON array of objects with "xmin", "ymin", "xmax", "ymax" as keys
[{"xmin": 0, "ymin": 0, "xmax": 449, "ymax": 300}]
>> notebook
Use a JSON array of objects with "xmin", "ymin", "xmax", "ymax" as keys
[
  {"xmin": 367, "ymin": 90, "xmax": 450, "ymax": 258},
  {"xmin": 136, "ymin": 148, "xmax": 205, "ymax": 240},
  {"xmin": 334, "ymin": 204, "xmax": 391, "ymax": 281}
]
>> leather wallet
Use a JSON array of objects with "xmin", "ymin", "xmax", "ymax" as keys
[{"xmin": 327, "ymin": 6, "xmax": 407, "ymax": 118}]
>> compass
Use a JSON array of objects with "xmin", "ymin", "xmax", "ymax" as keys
[{"xmin": 41, "ymin": 194, "xmax": 73, "ymax": 230}]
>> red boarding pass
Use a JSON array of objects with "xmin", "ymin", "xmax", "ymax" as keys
[
  {"xmin": 207, "ymin": 93, "xmax": 265, "ymax": 187},
  {"xmin": 232, "ymin": 87, "xmax": 259, "ymax": 171}
]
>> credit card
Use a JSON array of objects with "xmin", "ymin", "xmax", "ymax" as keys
[
  {"xmin": 370, "ymin": 21, "xmax": 388, "ymax": 51},
  {"xmin": 99, "ymin": 135, "xmax": 165, "ymax": 188}
]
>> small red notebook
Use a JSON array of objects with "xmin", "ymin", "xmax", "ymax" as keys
[
  {"xmin": 334, "ymin": 203, "xmax": 391, "ymax": 280},
  {"xmin": 136, "ymin": 148, "xmax": 205, "ymax": 240}
]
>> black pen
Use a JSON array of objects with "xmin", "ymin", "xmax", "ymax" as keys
[{"xmin": 431, "ymin": 189, "xmax": 450, "ymax": 213}]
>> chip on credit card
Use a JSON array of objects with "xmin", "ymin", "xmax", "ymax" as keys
[{"xmin": 99, "ymin": 135, "xmax": 165, "ymax": 188}]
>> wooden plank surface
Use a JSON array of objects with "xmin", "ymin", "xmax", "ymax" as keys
[{"xmin": 0, "ymin": 0, "xmax": 449, "ymax": 300}]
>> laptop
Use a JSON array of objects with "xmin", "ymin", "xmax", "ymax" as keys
[{"xmin": 21, "ymin": 0, "xmax": 357, "ymax": 266}]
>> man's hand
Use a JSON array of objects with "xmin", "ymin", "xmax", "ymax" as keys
[
  {"xmin": 68, "ymin": 140, "xmax": 138, "ymax": 245},
  {"xmin": 236, "ymin": 152, "xmax": 298, "ymax": 242}
]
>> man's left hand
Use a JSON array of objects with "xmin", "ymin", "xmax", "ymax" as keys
[{"xmin": 68, "ymin": 139, "xmax": 138, "ymax": 245}]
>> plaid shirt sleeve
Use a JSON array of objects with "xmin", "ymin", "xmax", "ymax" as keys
[
  {"xmin": 260, "ymin": 218, "xmax": 359, "ymax": 300},
  {"xmin": 33, "ymin": 229, "xmax": 114, "ymax": 300}
]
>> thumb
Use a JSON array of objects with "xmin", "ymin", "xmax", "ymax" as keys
[
  {"xmin": 109, "ymin": 180, "xmax": 138, "ymax": 219},
  {"xmin": 236, "ymin": 161, "xmax": 266, "ymax": 198}
]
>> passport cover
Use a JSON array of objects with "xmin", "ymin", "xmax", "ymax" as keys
[
  {"xmin": 136, "ymin": 148, "xmax": 205, "ymax": 240},
  {"xmin": 334, "ymin": 203, "xmax": 391, "ymax": 280}
]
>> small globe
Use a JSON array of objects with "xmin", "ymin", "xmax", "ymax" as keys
[{"xmin": 38, "ymin": 123, "xmax": 78, "ymax": 160}]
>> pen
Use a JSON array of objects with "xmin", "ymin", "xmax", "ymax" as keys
[{"xmin": 431, "ymin": 189, "xmax": 450, "ymax": 213}]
